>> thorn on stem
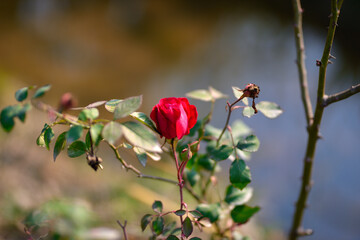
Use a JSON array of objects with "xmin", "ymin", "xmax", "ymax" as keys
[
  {"xmin": 297, "ymin": 227, "xmax": 313, "ymax": 236},
  {"xmin": 316, "ymin": 60, "xmax": 322, "ymax": 66}
]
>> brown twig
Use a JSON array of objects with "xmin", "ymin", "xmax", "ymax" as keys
[
  {"xmin": 117, "ymin": 220, "xmax": 128, "ymax": 240},
  {"xmin": 322, "ymin": 83, "xmax": 360, "ymax": 107},
  {"xmin": 292, "ymin": 0, "xmax": 314, "ymax": 127}
]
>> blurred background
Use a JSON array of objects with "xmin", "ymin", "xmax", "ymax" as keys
[{"xmin": 0, "ymin": 0, "xmax": 359, "ymax": 239}]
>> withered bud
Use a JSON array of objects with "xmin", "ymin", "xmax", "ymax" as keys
[
  {"xmin": 86, "ymin": 153, "xmax": 103, "ymax": 171},
  {"xmin": 58, "ymin": 92, "xmax": 77, "ymax": 112},
  {"xmin": 242, "ymin": 83, "xmax": 260, "ymax": 99}
]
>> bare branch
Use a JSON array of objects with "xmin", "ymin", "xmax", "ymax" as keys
[
  {"xmin": 323, "ymin": 83, "xmax": 360, "ymax": 107},
  {"xmin": 292, "ymin": 0, "xmax": 314, "ymax": 127}
]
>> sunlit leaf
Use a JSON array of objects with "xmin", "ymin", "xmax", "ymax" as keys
[
  {"xmin": 33, "ymin": 84, "xmax": 51, "ymax": 99},
  {"xmin": 66, "ymin": 125, "xmax": 83, "ymax": 144},
  {"xmin": 230, "ymin": 205, "xmax": 260, "ymax": 223},
  {"xmin": 189, "ymin": 210, "xmax": 202, "ymax": 219},
  {"xmin": 141, "ymin": 214, "xmax": 153, "ymax": 231},
  {"xmin": 232, "ymin": 86, "xmax": 248, "ymax": 105},
  {"xmin": 186, "ymin": 89, "xmax": 212, "ymax": 102},
  {"xmin": 230, "ymin": 159, "xmax": 251, "ymax": 190},
  {"xmin": 102, "ymin": 121, "xmax": 123, "ymax": 145},
  {"xmin": 152, "ymin": 200, "xmax": 163, "ymax": 213},
  {"xmin": 225, "ymin": 185, "xmax": 253, "ymax": 206},
  {"xmin": 209, "ymin": 86, "xmax": 228, "ymax": 100},
  {"xmin": 196, "ymin": 203, "xmax": 220, "ymax": 223},
  {"xmin": 130, "ymin": 112, "xmax": 157, "ymax": 132},
  {"xmin": 256, "ymin": 101, "xmax": 283, "ymax": 119},
  {"xmin": 236, "ymin": 135, "xmax": 259, "ymax": 152},
  {"xmin": 15, "ymin": 87, "xmax": 28, "ymax": 102},
  {"xmin": 114, "ymin": 95, "xmax": 142, "ymax": 119},
  {"xmin": 242, "ymin": 106, "xmax": 255, "ymax": 118},
  {"xmin": 105, "ymin": 99, "xmax": 122, "ymax": 112},
  {"xmin": 53, "ymin": 132, "xmax": 67, "ymax": 161},
  {"xmin": 78, "ymin": 108, "xmax": 99, "ymax": 121},
  {"xmin": 67, "ymin": 141, "xmax": 87, "ymax": 158},
  {"xmin": 183, "ymin": 217, "xmax": 193, "ymax": 238},
  {"xmin": 90, "ymin": 123, "xmax": 103, "ymax": 146},
  {"xmin": 121, "ymin": 121, "xmax": 161, "ymax": 153}
]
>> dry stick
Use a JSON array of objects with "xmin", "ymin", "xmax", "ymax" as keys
[
  {"xmin": 289, "ymin": 1, "xmax": 346, "ymax": 239},
  {"xmin": 117, "ymin": 220, "xmax": 128, "ymax": 240},
  {"xmin": 292, "ymin": 0, "xmax": 313, "ymax": 128}
]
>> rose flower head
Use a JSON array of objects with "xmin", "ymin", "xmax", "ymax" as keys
[{"xmin": 150, "ymin": 97, "xmax": 198, "ymax": 140}]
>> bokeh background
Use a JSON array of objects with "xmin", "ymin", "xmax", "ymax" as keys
[{"xmin": 0, "ymin": 0, "xmax": 359, "ymax": 239}]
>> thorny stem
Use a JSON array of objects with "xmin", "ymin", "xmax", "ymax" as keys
[
  {"xmin": 117, "ymin": 220, "xmax": 128, "ymax": 240},
  {"xmin": 289, "ymin": 1, "xmax": 352, "ymax": 239},
  {"xmin": 171, "ymin": 139, "xmax": 185, "ymax": 240},
  {"xmin": 203, "ymin": 97, "xmax": 245, "ymax": 197},
  {"xmin": 322, "ymin": 83, "xmax": 360, "ymax": 107},
  {"xmin": 292, "ymin": 0, "xmax": 313, "ymax": 128}
]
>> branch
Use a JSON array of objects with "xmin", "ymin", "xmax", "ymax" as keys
[
  {"xmin": 117, "ymin": 220, "xmax": 128, "ymax": 240},
  {"xmin": 108, "ymin": 143, "xmax": 178, "ymax": 184},
  {"xmin": 323, "ymin": 83, "xmax": 360, "ymax": 107},
  {"xmin": 292, "ymin": 0, "xmax": 314, "ymax": 127},
  {"xmin": 289, "ymin": 1, "xmax": 343, "ymax": 239}
]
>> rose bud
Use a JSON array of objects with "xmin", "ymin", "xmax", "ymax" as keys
[
  {"xmin": 58, "ymin": 92, "xmax": 77, "ymax": 112},
  {"xmin": 150, "ymin": 97, "xmax": 198, "ymax": 140}
]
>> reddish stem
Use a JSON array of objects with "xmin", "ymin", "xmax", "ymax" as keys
[{"xmin": 172, "ymin": 140, "xmax": 185, "ymax": 239}]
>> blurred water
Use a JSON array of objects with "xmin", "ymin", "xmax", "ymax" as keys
[{"xmin": 146, "ymin": 14, "xmax": 360, "ymax": 240}]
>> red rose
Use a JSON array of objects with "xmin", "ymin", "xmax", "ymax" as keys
[{"xmin": 150, "ymin": 97, "xmax": 198, "ymax": 140}]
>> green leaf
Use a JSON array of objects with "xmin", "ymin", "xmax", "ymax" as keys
[
  {"xmin": 105, "ymin": 99, "xmax": 122, "ymax": 113},
  {"xmin": 67, "ymin": 141, "xmax": 87, "ymax": 158},
  {"xmin": 189, "ymin": 210, "xmax": 202, "ymax": 219},
  {"xmin": 196, "ymin": 203, "xmax": 220, "ymax": 223},
  {"xmin": 121, "ymin": 121, "xmax": 161, "ymax": 153},
  {"xmin": 66, "ymin": 125, "xmax": 83, "ymax": 144},
  {"xmin": 231, "ymin": 120, "xmax": 252, "ymax": 139},
  {"xmin": 90, "ymin": 124, "xmax": 103, "ymax": 146},
  {"xmin": 208, "ymin": 144, "xmax": 233, "ymax": 161},
  {"xmin": 130, "ymin": 112, "xmax": 157, "ymax": 132},
  {"xmin": 78, "ymin": 108, "xmax": 99, "ymax": 121},
  {"xmin": 16, "ymin": 103, "xmax": 31, "ymax": 122},
  {"xmin": 32, "ymin": 84, "xmax": 51, "ymax": 99},
  {"xmin": 197, "ymin": 154, "xmax": 215, "ymax": 171},
  {"xmin": 256, "ymin": 101, "xmax": 283, "ymax": 119},
  {"xmin": 232, "ymin": 86, "xmax": 248, "ymax": 105},
  {"xmin": 0, "ymin": 106, "xmax": 15, "ymax": 132},
  {"xmin": 152, "ymin": 216, "xmax": 164, "ymax": 235},
  {"xmin": 242, "ymin": 106, "xmax": 255, "ymax": 118},
  {"xmin": 186, "ymin": 89, "xmax": 212, "ymax": 102},
  {"xmin": 163, "ymin": 221, "xmax": 177, "ymax": 236},
  {"xmin": 225, "ymin": 185, "xmax": 253, "ymax": 205},
  {"xmin": 166, "ymin": 235, "xmax": 179, "ymax": 240},
  {"xmin": 15, "ymin": 87, "xmax": 28, "ymax": 102},
  {"xmin": 230, "ymin": 159, "xmax": 251, "ymax": 190},
  {"xmin": 53, "ymin": 132, "xmax": 67, "ymax": 161},
  {"xmin": 236, "ymin": 135, "xmax": 259, "ymax": 152},
  {"xmin": 170, "ymin": 228, "xmax": 182, "ymax": 236},
  {"xmin": 44, "ymin": 126, "xmax": 55, "ymax": 150},
  {"xmin": 102, "ymin": 121, "xmax": 123, "ymax": 145},
  {"xmin": 85, "ymin": 131, "xmax": 92, "ymax": 150},
  {"xmin": 36, "ymin": 124, "xmax": 49, "ymax": 148},
  {"xmin": 114, "ymin": 95, "xmax": 142, "ymax": 119},
  {"xmin": 174, "ymin": 210, "xmax": 186, "ymax": 216},
  {"xmin": 185, "ymin": 169, "xmax": 200, "ymax": 187},
  {"xmin": 209, "ymin": 86, "xmax": 228, "ymax": 100},
  {"xmin": 189, "ymin": 238, "xmax": 201, "ymax": 240},
  {"xmin": 230, "ymin": 205, "xmax": 260, "ymax": 224},
  {"xmin": 152, "ymin": 200, "xmax": 163, "ymax": 213},
  {"xmin": 141, "ymin": 214, "xmax": 153, "ymax": 231},
  {"xmin": 134, "ymin": 147, "xmax": 147, "ymax": 167},
  {"xmin": 183, "ymin": 216, "xmax": 193, "ymax": 238}
]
